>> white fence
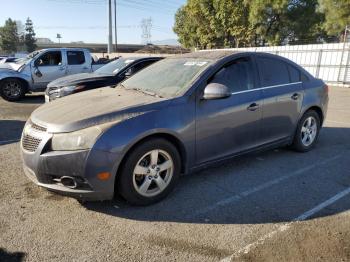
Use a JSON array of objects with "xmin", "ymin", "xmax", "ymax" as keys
[{"xmin": 206, "ymin": 43, "xmax": 350, "ymax": 86}]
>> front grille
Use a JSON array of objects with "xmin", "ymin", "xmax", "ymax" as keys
[
  {"xmin": 22, "ymin": 134, "xmax": 42, "ymax": 152},
  {"xmin": 31, "ymin": 122, "xmax": 47, "ymax": 132}
]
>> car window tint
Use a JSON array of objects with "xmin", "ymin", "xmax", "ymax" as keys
[
  {"xmin": 67, "ymin": 51, "xmax": 85, "ymax": 65},
  {"xmin": 301, "ymin": 72, "xmax": 309, "ymax": 82},
  {"xmin": 131, "ymin": 60, "xmax": 155, "ymax": 74},
  {"xmin": 257, "ymin": 57, "xmax": 290, "ymax": 86},
  {"xmin": 288, "ymin": 65, "xmax": 301, "ymax": 82},
  {"xmin": 210, "ymin": 57, "xmax": 254, "ymax": 93},
  {"xmin": 36, "ymin": 51, "xmax": 62, "ymax": 66}
]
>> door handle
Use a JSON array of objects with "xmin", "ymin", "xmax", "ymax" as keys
[
  {"xmin": 291, "ymin": 93, "xmax": 299, "ymax": 100},
  {"xmin": 247, "ymin": 103, "xmax": 259, "ymax": 111}
]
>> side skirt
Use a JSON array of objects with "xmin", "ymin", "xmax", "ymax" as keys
[{"xmin": 187, "ymin": 137, "xmax": 292, "ymax": 175}]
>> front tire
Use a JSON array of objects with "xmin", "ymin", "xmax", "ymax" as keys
[
  {"xmin": 117, "ymin": 138, "xmax": 181, "ymax": 205},
  {"xmin": 292, "ymin": 110, "xmax": 321, "ymax": 152},
  {"xmin": 0, "ymin": 79, "xmax": 26, "ymax": 102}
]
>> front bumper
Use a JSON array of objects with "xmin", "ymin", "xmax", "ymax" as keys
[{"xmin": 20, "ymin": 121, "xmax": 119, "ymax": 201}]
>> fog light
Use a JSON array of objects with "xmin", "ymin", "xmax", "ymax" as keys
[{"xmin": 97, "ymin": 172, "xmax": 111, "ymax": 181}]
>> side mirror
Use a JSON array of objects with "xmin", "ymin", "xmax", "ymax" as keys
[
  {"xmin": 203, "ymin": 83, "xmax": 231, "ymax": 100},
  {"xmin": 124, "ymin": 69, "xmax": 133, "ymax": 78},
  {"xmin": 34, "ymin": 67, "xmax": 42, "ymax": 77}
]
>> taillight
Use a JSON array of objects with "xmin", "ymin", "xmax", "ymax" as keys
[{"xmin": 324, "ymin": 84, "xmax": 329, "ymax": 94}]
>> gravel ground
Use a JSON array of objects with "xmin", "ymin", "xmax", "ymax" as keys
[{"xmin": 0, "ymin": 87, "xmax": 349, "ymax": 262}]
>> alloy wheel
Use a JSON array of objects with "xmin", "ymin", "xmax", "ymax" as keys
[
  {"xmin": 132, "ymin": 149, "xmax": 174, "ymax": 197},
  {"xmin": 301, "ymin": 116, "xmax": 317, "ymax": 147},
  {"xmin": 3, "ymin": 81, "xmax": 21, "ymax": 99}
]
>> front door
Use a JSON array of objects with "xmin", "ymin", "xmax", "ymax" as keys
[
  {"xmin": 32, "ymin": 50, "xmax": 66, "ymax": 89},
  {"xmin": 195, "ymin": 56, "xmax": 263, "ymax": 165},
  {"xmin": 256, "ymin": 55, "xmax": 304, "ymax": 144}
]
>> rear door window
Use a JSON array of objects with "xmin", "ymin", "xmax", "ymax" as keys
[
  {"xmin": 67, "ymin": 51, "xmax": 85, "ymax": 65},
  {"xmin": 210, "ymin": 57, "xmax": 255, "ymax": 93},
  {"xmin": 257, "ymin": 57, "xmax": 290, "ymax": 86}
]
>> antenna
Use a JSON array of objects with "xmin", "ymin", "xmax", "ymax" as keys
[{"xmin": 141, "ymin": 17, "xmax": 152, "ymax": 45}]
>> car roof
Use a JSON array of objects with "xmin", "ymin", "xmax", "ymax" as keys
[
  {"xmin": 120, "ymin": 56, "xmax": 163, "ymax": 62},
  {"xmin": 170, "ymin": 50, "xmax": 242, "ymax": 60}
]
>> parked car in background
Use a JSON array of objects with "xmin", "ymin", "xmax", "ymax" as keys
[
  {"xmin": 45, "ymin": 56, "xmax": 163, "ymax": 102},
  {"xmin": 0, "ymin": 48, "xmax": 108, "ymax": 101},
  {"xmin": 21, "ymin": 51, "xmax": 328, "ymax": 205},
  {"xmin": 0, "ymin": 56, "xmax": 19, "ymax": 64}
]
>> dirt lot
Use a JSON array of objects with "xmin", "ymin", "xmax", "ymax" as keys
[{"xmin": 0, "ymin": 87, "xmax": 349, "ymax": 262}]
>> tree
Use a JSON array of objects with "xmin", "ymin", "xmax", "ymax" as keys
[
  {"xmin": 0, "ymin": 18, "xmax": 19, "ymax": 54},
  {"xmin": 318, "ymin": 0, "xmax": 350, "ymax": 37},
  {"xmin": 213, "ymin": 0, "xmax": 254, "ymax": 47},
  {"xmin": 173, "ymin": 0, "xmax": 346, "ymax": 49},
  {"xmin": 285, "ymin": 0, "xmax": 326, "ymax": 44},
  {"xmin": 24, "ymin": 17, "xmax": 37, "ymax": 52},
  {"xmin": 174, "ymin": 0, "xmax": 255, "ymax": 49}
]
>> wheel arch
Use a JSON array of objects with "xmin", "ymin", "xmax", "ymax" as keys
[
  {"xmin": 116, "ymin": 132, "xmax": 188, "ymax": 182},
  {"xmin": 302, "ymin": 105, "xmax": 324, "ymax": 126},
  {"xmin": 0, "ymin": 77, "xmax": 30, "ymax": 93}
]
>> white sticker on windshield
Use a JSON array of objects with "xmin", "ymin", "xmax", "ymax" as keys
[
  {"xmin": 184, "ymin": 61, "xmax": 208, "ymax": 66},
  {"xmin": 125, "ymin": 59, "xmax": 135, "ymax": 64}
]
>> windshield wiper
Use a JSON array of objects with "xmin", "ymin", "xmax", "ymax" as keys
[{"xmin": 131, "ymin": 87, "xmax": 163, "ymax": 98}]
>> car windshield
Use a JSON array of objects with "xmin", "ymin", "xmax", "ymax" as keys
[
  {"xmin": 15, "ymin": 50, "xmax": 43, "ymax": 64},
  {"xmin": 95, "ymin": 58, "xmax": 134, "ymax": 75},
  {"xmin": 122, "ymin": 58, "xmax": 213, "ymax": 98}
]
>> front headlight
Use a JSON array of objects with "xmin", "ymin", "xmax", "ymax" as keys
[
  {"xmin": 51, "ymin": 124, "xmax": 107, "ymax": 151},
  {"xmin": 60, "ymin": 85, "xmax": 85, "ymax": 95},
  {"xmin": 61, "ymin": 85, "xmax": 77, "ymax": 93}
]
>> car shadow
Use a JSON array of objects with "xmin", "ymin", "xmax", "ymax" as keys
[
  {"xmin": 0, "ymin": 120, "xmax": 26, "ymax": 145},
  {"xmin": 83, "ymin": 126, "xmax": 350, "ymax": 225},
  {"xmin": 14, "ymin": 93, "xmax": 45, "ymax": 104},
  {"xmin": 0, "ymin": 248, "xmax": 26, "ymax": 262}
]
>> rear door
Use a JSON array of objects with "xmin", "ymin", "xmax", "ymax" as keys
[
  {"xmin": 32, "ymin": 50, "xmax": 66, "ymax": 89},
  {"xmin": 256, "ymin": 55, "xmax": 304, "ymax": 144},
  {"xmin": 65, "ymin": 50, "xmax": 90, "ymax": 75},
  {"xmin": 195, "ymin": 56, "xmax": 263, "ymax": 164}
]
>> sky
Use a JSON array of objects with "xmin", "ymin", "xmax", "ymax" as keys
[{"xmin": 0, "ymin": 0, "xmax": 186, "ymax": 44}]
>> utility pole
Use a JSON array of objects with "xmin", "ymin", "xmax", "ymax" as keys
[
  {"xmin": 114, "ymin": 0, "xmax": 117, "ymax": 52},
  {"xmin": 141, "ymin": 17, "xmax": 152, "ymax": 45},
  {"xmin": 56, "ymin": 34, "xmax": 62, "ymax": 45},
  {"xmin": 107, "ymin": 0, "xmax": 113, "ymax": 53}
]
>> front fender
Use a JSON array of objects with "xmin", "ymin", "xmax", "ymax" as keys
[
  {"xmin": 93, "ymin": 99, "xmax": 195, "ymax": 176},
  {"xmin": 0, "ymin": 69, "xmax": 32, "ymax": 88}
]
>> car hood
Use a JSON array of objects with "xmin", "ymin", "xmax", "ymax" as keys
[
  {"xmin": 0, "ymin": 62, "xmax": 21, "ymax": 72},
  {"xmin": 31, "ymin": 87, "xmax": 169, "ymax": 133},
  {"xmin": 48, "ymin": 72, "xmax": 113, "ymax": 88}
]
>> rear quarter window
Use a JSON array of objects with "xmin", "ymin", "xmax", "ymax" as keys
[{"xmin": 288, "ymin": 65, "xmax": 301, "ymax": 82}]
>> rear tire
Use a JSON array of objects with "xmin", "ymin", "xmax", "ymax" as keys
[
  {"xmin": 117, "ymin": 138, "xmax": 181, "ymax": 206},
  {"xmin": 0, "ymin": 78, "xmax": 26, "ymax": 102},
  {"xmin": 292, "ymin": 110, "xmax": 320, "ymax": 152}
]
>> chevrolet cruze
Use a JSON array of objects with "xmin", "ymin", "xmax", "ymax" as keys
[{"xmin": 21, "ymin": 51, "xmax": 328, "ymax": 205}]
